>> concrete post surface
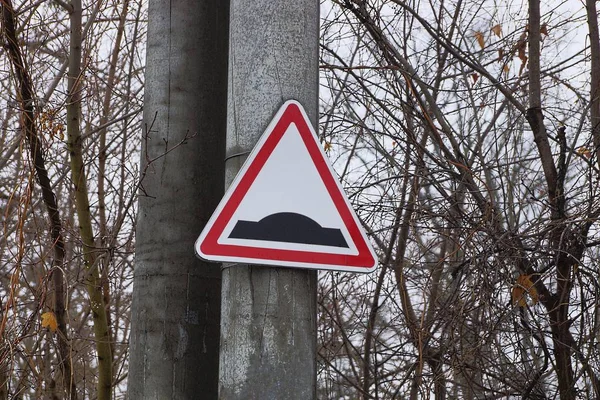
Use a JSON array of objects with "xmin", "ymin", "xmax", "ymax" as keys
[
  {"xmin": 128, "ymin": 1, "xmax": 229, "ymax": 398},
  {"xmin": 219, "ymin": 1, "xmax": 319, "ymax": 399}
]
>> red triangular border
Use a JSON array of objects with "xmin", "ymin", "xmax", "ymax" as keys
[{"xmin": 196, "ymin": 101, "xmax": 376, "ymax": 271}]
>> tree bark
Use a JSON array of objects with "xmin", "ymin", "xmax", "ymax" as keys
[
  {"xmin": 1, "ymin": 1, "xmax": 76, "ymax": 398},
  {"xmin": 528, "ymin": 1, "xmax": 574, "ymax": 399},
  {"xmin": 587, "ymin": 0, "xmax": 600, "ymax": 169},
  {"xmin": 65, "ymin": 1, "xmax": 113, "ymax": 398}
]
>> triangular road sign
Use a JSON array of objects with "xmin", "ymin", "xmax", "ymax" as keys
[{"xmin": 195, "ymin": 100, "xmax": 377, "ymax": 273}]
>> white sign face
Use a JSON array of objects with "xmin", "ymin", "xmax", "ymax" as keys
[{"xmin": 195, "ymin": 100, "xmax": 377, "ymax": 273}]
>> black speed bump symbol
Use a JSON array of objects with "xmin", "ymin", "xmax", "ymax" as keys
[{"xmin": 228, "ymin": 212, "xmax": 348, "ymax": 248}]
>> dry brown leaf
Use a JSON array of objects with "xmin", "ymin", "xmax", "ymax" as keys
[
  {"xmin": 512, "ymin": 285, "xmax": 527, "ymax": 307},
  {"xmin": 518, "ymin": 55, "xmax": 528, "ymax": 76},
  {"xmin": 497, "ymin": 49, "xmax": 504, "ymax": 62},
  {"xmin": 471, "ymin": 73, "xmax": 479, "ymax": 83},
  {"xmin": 540, "ymin": 23, "xmax": 548, "ymax": 37},
  {"xmin": 502, "ymin": 64, "xmax": 510, "ymax": 74},
  {"xmin": 577, "ymin": 146, "xmax": 592, "ymax": 158},
  {"xmin": 517, "ymin": 38, "xmax": 527, "ymax": 63},
  {"xmin": 512, "ymin": 275, "xmax": 538, "ymax": 307},
  {"xmin": 474, "ymin": 31, "xmax": 485, "ymax": 48},
  {"xmin": 491, "ymin": 24, "xmax": 502, "ymax": 37},
  {"xmin": 41, "ymin": 312, "xmax": 58, "ymax": 333}
]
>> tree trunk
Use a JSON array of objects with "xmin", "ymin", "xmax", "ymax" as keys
[
  {"xmin": 587, "ymin": 0, "xmax": 600, "ymax": 168},
  {"xmin": 127, "ymin": 0, "xmax": 229, "ymax": 398},
  {"xmin": 66, "ymin": 1, "xmax": 113, "ymax": 397},
  {"xmin": 1, "ymin": 1, "xmax": 76, "ymax": 397}
]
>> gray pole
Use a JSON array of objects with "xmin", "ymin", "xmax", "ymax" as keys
[
  {"xmin": 128, "ymin": 0, "xmax": 229, "ymax": 398},
  {"xmin": 219, "ymin": 1, "xmax": 319, "ymax": 399}
]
